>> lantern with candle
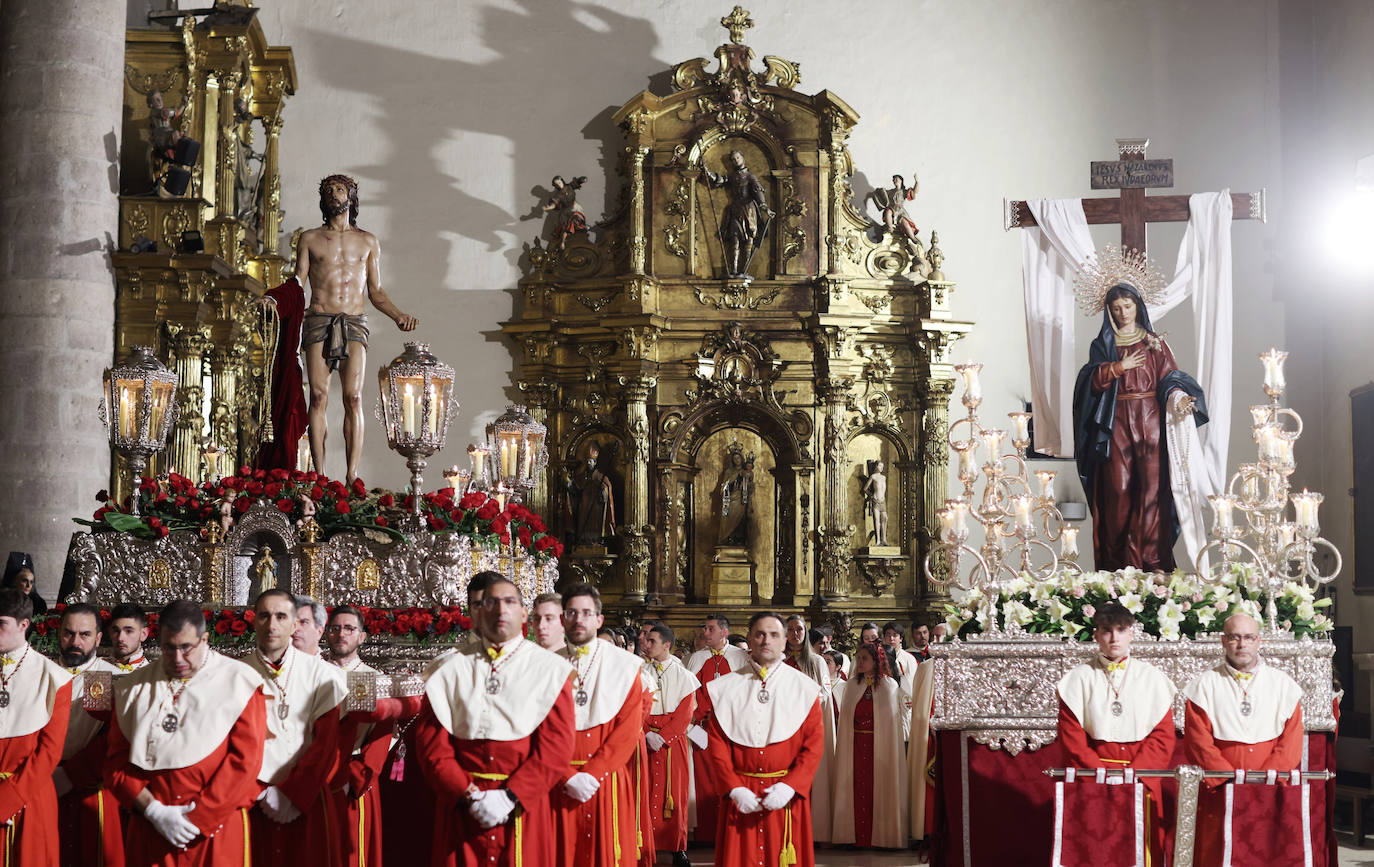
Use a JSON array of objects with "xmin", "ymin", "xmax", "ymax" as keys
[
  {"xmin": 483, "ymin": 404, "xmax": 548, "ymax": 501},
  {"xmin": 100, "ymin": 345, "xmax": 179, "ymax": 516},
  {"xmin": 377, "ymin": 343, "xmax": 456, "ymax": 528}
]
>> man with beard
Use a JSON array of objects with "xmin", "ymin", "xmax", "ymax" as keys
[
  {"xmin": 246, "ymin": 589, "xmax": 349, "ymax": 867},
  {"xmin": 328, "ymin": 604, "xmax": 421, "ymax": 867},
  {"xmin": 706, "ymin": 612, "xmax": 824, "ymax": 867},
  {"xmin": 258, "ymin": 174, "xmax": 418, "ymax": 482},
  {"xmin": 0, "ymin": 587, "xmax": 71, "ymax": 863},
  {"xmin": 641, "ymin": 623, "xmax": 698, "ymax": 867},
  {"xmin": 685, "ymin": 613, "xmax": 750, "ymax": 844},
  {"xmin": 54, "ymin": 603, "xmax": 123, "ymax": 866},
  {"xmin": 911, "ymin": 622, "xmax": 933, "ymax": 662},
  {"xmin": 294, "ymin": 594, "xmax": 326, "ymax": 656},
  {"xmin": 553, "ymin": 583, "xmax": 647, "ymax": 866},
  {"xmin": 531, "ymin": 592, "xmax": 566, "ymax": 653},
  {"xmin": 104, "ymin": 600, "xmax": 266, "ymax": 866},
  {"xmin": 108, "ymin": 602, "xmax": 151, "ymax": 671},
  {"xmin": 416, "ymin": 576, "xmax": 575, "ymax": 865}
]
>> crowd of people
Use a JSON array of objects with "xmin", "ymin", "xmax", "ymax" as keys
[{"xmin": 0, "ymin": 574, "xmax": 1306, "ymax": 867}]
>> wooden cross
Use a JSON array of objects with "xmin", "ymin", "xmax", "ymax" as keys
[{"xmin": 1005, "ymin": 138, "xmax": 1265, "ymax": 254}]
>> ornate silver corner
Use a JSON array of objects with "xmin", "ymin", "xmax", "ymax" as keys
[
  {"xmin": 1116, "ymin": 137, "xmax": 1150, "ymax": 156},
  {"xmin": 1250, "ymin": 188, "xmax": 1267, "ymax": 223}
]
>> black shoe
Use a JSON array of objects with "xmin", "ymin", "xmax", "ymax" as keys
[{"xmin": 672, "ymin": 852, "xmax": 692, "ymax": 867}]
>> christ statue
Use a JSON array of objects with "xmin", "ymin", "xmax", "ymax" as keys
[{"xmin": 260, "ymin": 175, "xmax": 417, "ymax": 483}]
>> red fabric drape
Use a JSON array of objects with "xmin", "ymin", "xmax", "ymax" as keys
[
  {"xmin": 1054, "ymin": 779, "xmax": 1143, "ymax": 867},
  {"xmin": 255, "ymin": 278, "xmax": 308, "ymax": 472}
]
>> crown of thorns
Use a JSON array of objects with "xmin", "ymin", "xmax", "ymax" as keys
[{"xmin": 1072, "ymin": 244, "xmax": 1167, "ymax": 315}]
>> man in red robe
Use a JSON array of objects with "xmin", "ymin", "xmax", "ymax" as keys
[
  {"xmin": 415, "ymin": 575, "xmax": 575, "ymax": 866},
  {"xmin": 246, "ymin": 588, "xmax": 348, "ymax": 867},
  {"xmin": 705, "ymin": 611, "xmax": 824, "ymax": 867},
  {"xmin": 54, "ymin": 602, "xmax": 123, "ymax": 867},
  {"xmin": 684, "ymin": 612, "xmax": 749, "ymax": 844},
  {"xmin": 1184, "ymin": 612, "xmax": 1305, "ymax": 866},
  {"xmin": 552, "ymin": 582, "xmax": 647, "ymax": 867},
  {"xmin": 105, "ymin": 599, "xmax": 267, "ymax": 866},
  {"xmin": 0, "ymin": 587, "xmax": 72, "ymax": 864},
  {"xmin": 108, "ymin": 602, "xmax": 152, "ymax": 672},
  {"xmin": 1055, "ymin": 601, "xmax": 1178, "ymax": 864},
  {"xmin": 641, "ymin": 622, "xmax": 698, "ymax": 867},
  {"xmin": 327, "ymin": 603, "xmax": 422, "ymax": 867}
]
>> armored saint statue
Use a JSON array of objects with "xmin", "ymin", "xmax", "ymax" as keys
[
  {"xmin": 715, "ymin": 443, "xmax": 754, "ymax": 546},
  {"xmin": 1072, "ymin": 283, "xmax": 1207, "ymax": 571},
  {"xmin": 573, "ymin": 443, "xmax": 616, "ymax": 546},
  {"xmin": 542, "ymin": 175, "xmax": 588, "ymax": 249},
  {"xmin": 702, "ymin": 149, "xmax": 772, "ymax": 279},
  {"xmin": 862, "ymin": 459, "xmax": 889, "ymax": 547}
]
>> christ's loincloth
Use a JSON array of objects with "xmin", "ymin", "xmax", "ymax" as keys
[{"xmin": 302, "ymin": 311, "xmax": 370, "ymax": 371}]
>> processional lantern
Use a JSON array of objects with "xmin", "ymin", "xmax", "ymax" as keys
[
  {"xmin": 99, "ymin": 345, "xmax": 178, "ymax": 517},
  {"xmin": 376, "ymin": 342, "xmax": 455, "ymax": 527},
  {"xmin": 484, "ymin": 404, "xmax": 547, "ymax": 501}
]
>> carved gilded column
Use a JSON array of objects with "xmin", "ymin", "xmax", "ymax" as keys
[
  {"xmin": 818, "ymin": 375, "xmax": 853, "ymax": 601},
  {"xmin": 915, "ymin": 379, "xmax": 955, "ymax": 622},
  {"xmin": 261, "ymin": 114, "xmax": 284, "ymax": 264},
  {"xmin": 628, "ymin": 146, "xmax": 649, "ymax": 275},
  {"xmin": 517, "ymin": 378, "xmax": 560, "ymax": 520},
  {"xmin": 207, "ymin": 345, "xmax": 244, "ymax": 478},
  {"xmin": 215, "ymin": 71, "xmax": 241, "ymax": 218},
  {"xmin": 618, "ymin": 375, "xmax": 656, "ymax": 603},
  {"xmin": 165, "ymin": 323, "xmax": 211, "ymax": 479}
]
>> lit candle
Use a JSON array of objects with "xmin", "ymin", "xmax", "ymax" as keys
[
  {"xmin": 401, "ymin": 383, "xmax": 417, "ymax": 437},
  {"xmin": 495, "ymin": 484, "xmax": 508, "ymax": 513},
  {"xmin": 1008, "ymin": 411, "xmax": 1032, "ymax": 444},
  {"xmin": 1276, "ymin": 522, "xmax": 1297, "ymax": 552},
  {"xmin": 444, "ymin": 464, "xmax": 461, "ymax": 492},
  {"xmin": 1238, "ymin": 464, "xmax": 1260, "ymax": 501},
  {"xmin": 1010, "ymin": 494, "xmax": 1034, "ymax": 532},
  {"xmin": 1249, "ymin": 404, "xmax": 1271, "ymax": 427},
  {"xmin": 1061, "ymin": 525, "xmax": 1079, "ymax": 557},
  {"xmin": 1275, "ymin": 438, "xmax": 1294, "ymax": 467},
  {"xmin": 1034, "ymin": 470, "xmax": 1057, "ymax": 502},
  {"xmin": 954, "ymin": 441, "xmax": 978, "ymax": 483},
  {"xmin": 1255, "ymin": 424, "xmax": 1280, "ymax": 463},
  {"xmin": 981, "ymin": 428, "xmax": 1007, "ymax": 460},
  {"xmin": 949, "ymin": 498, "xmax": 970, "ymax": 535},
  {"xmin": 119, "ymin": 386, "xmax": 132, "ymax": 438},
  {"xmin": 955, "ymin": 362, "xmax": 983, "ymax": 404},
  {"xmin": 937, "ymin": 505, "xmax": 955, "ymax": 542},
  {"xmin": 427, "ymin": 384, "xmax": 440, "ymax": 436},
  {"xmin": 500, "ymin": 440, "xmax": 513, "ymax": 478},
  {"xmin": 1209, "ymin": 494, "xmax": 1236, "ymax": 535},
  {"xmin": 1259, "ymin": 348, "xmax": 1288, "ymax": 394},
  {"xmin": 1291, "ymin": 489, "xmax": 1323, "ymax": 535}
]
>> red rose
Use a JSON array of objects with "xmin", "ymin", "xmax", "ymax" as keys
[
  {"xmin": 174, "ymin": 496, "xmax": 188, "ymax": 508},
  {"xmin": 154, "ymin": 492, "xmax": 168, "ymax": 504},
  {"xmin": 276, "ymin": 499, "xmax": 293, "ymax": 513},
  {"xmin": 253, "ymin": 469, "xmax": 267, "ymax": 481},
  {"xmin": 93, "ymin": 507, "xmax": 108, "ymax": 521},
  {"xmin": 231, "ymin": 620, "xmax": 247, "ymax": 634},
  {"xmin": 238, "ymin": 465, "xmax": 252, "ymax": 477},
  {"xmin": 375, "ymin": 516, "xmax": 388, "ymax": 528},
  {"xmin": 270, "ymin": 468, "xmax": 289, "ymax": 481},
  {"xmin": 476, "ymin": 501, "xmax": 499, "ymax": 521},
  {"xmin": 517, "ymin": 526, "xmax": 533, "ymax": 546},
  {"xmin": 290, "ymin": 470, "xmax": 306, "ymax": 482},
  {"xmin": 264, "ymin": 482, "xmax": 282, "ymax": 499},
  {"xmin": 95, "ymin": 489, "xmax": 109, "ymax": 503},
  {"xmin": 242, "ymin": 609, "xmax": 255, "ymax": 622},
  {"xmin": 426, "ymin": 514, "xmax": 443, "ymax": 530},
  {"xmin": 378, "ymin": 493, "xmax": 394, "ymax": 508},
  {"xmin": 215, "ymin": 487, "xmax": 226, "ymax": 498},
  {"xmin": 157, "ymin": 526, "xmax": 169, "ymax": 538},
  {"xmin": 330, "ymin": 482, "xmax": 347, "ymax": 498},
  {"xmin": 215, "ymin": 620, "xmax": 230, "ymax": 634},
  {"xmin": 459, "ymin": 492, "xmax": 488, "ymax": 510},
  {"xmin": 310, "ymin": 485, "xmax": 324, "ymax": 500},
  {"xmin": 335, "ymin": 500, "xmax": 351, "ymax": 514},
  {"xmin": 490, "ymin": 517, "xmax": 508, "ymax": 535},
  {"xmin": 457, "ymin": 613, "xmax": 473, "ymax": 630},
  {"xmin": 147, "ymin": 517, "xmax": 162, "ymax": 529},
  {"xmin": 234, "ymin": 497, "xmax": 251, "ymax": 514},
  {"xmin": 552, "ymin": 540, "xmax": 564, "ymax": 558},
  {"xmin": 351, "ymin": 477, "xmax": 367, "ymax": 497},
  {"xmin": 526, "ymin": 515, "xmax": 546, "ymax": 534},
  {"xmin": 448, "ymin": 509, "xmax": 463, "ymax": 523}
]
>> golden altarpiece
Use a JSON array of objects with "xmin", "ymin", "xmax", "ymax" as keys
[
  {"xmin": 504, "ymin": 9, "xmax": 973, "ymax": 632},
  {"xmin": 110, "ymin": 4, "xmax": 295, "ymax": 499}
]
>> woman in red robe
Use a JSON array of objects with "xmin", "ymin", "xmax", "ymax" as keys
[{"xmin": 1073, "ymin": 283, "xmax": 1207, "ymax": 571}]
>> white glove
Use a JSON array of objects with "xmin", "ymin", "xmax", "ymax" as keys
[
  {"xmin": 686, "ymin": 724, "xmax": 708, "ymax": 750},
  {"xmin": 52, "ymin": 767, "xmax": 73, "ymax": 799},
  {"xmin": 468, "ymin": 788, "xmax": 516, "ymax": 829},
  {"xmin": 761, "ymin": 782, "xmax": 795, "ymax": 811},
  {"xmin": 144, "ymin": 799, "xmax": 199, "ymax": 848},
  {"xmin": 645, "ymin": 732, "xmax": 666, "ymax": 752},
  {"xmin": 259, "ymin": 786, "xmax": 302, "ymax": 824},
  {"xmin": 563, "ymin": 771, "xmax": 601, "ymax": 803},
  {"xmin": 729, "ymin": 786, "xmax": 762, "ymax": 814}
]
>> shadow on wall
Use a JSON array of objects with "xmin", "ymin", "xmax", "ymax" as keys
[{"xmin": 301, "ymin": 1, "xmax": 661, "ymax": 301}]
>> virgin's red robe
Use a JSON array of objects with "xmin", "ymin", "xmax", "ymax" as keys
[
  {"xmin": 706, "ymin": 701, "xmax": 824, "ymax": 867},
  {"xmin": 1057, "ymin": 700, "xmax": 1176, "ymax": 863},
  {"xmin": 0, "ymin": 681, "xmax": 72, "ymax": 866},
  {"xmin": 415, "ymin": 683, "xmax": 576, "ymax": 867},
  {"xmin": 1088, "ymin": 336, "xmax": 1182, "ymax": 571},
  {"xmin": 1185, "ymin": 700, "xmax": 1305, "ymax": 867},
  {"xmin": 251, "ymin": 708, "xmax": 343, "ymax": 867},
  {"xmin": 58, "ymin": 707, "xmax": 123, "ymax": 867},
  {"xmin": 333, "ymin": 697, "xmax": 422, "ymax": 867},
  {"xmin": 255, "ymin": 277, "xmax": 308, "ymax": 472},
  {"xmin": 106, "ymin": 691, "xmax": 266, "ymax": 867},
  {"xmin": 645, "ymin": 689, "xmax": 694, "ymax": 853},
  {"xmin": 553, "ymin": 680, "xmax": 646, "ymax": 867},
  {"xmin": 689, "ymin": 651, "xmax": 736, "ymax": 843}
]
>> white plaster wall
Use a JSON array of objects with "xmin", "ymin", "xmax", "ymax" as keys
[{"xmin": 198, "ymin": 0, "xmax": 1288, "ymax": 549}]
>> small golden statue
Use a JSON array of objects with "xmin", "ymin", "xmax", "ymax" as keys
[{"xmin": 251, "ymin": 546, "xmax": 277, "ymax": 598}]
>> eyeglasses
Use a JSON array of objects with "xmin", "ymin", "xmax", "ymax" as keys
[
  {"xmin": 479, "ymin": 596, "xmax": 523, "ymax": 610},
  {"xmin": 1221, "ymin": 633, "xmax": 1259, "ymax": 644},
  {"xmin": 325, "ymin": 624, "xmax": 360, "ymax": 634},
  {"xmin": 563, "ymin": 609, "xmax": 600, "ymax": 620}
]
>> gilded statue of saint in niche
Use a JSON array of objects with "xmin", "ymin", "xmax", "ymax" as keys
[
  {"xmin": 715, "ymin": 440, "xmax": 755, "ymax": 546},
  {"xmin": 861, "ymin": 459, "xmax": 889, "ymax": 547},
  {"xmin": 702, "ymin": 149, "xmax": 772, "ymax": 280}
]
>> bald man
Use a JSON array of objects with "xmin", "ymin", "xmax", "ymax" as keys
[{"xmin": 1183, "ymin": 613, "xmax": 1304, "ymax": 866}]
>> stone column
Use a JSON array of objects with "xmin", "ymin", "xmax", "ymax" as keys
[
  {"xmin": 0, "ymin": 0, "xmax": 125, "ymax": 600},
  {"xmin": 618, "ymin": 375, "xmax": 656, "ymax": 603}
]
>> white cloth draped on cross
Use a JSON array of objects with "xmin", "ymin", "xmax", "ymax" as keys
[{"xmin": 1019, "ymin": 192, "xmax": 1233, "ymax": 566}]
